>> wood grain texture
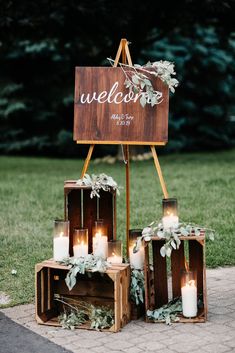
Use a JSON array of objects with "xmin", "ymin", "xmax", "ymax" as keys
[
  {"xmin": 74, "ymin": 67, "xmax": 169, "ymax": 144},
  {"xmin": 171, "ymin": 242, "xmax": 185, "ymax": 298},
  {"xmin": 189, "ymin": 239, "xmax": 204, "ymax": 297},
  {"xmin": 152, "ymin": 241, "xmax": 168, "ymax": 307}
]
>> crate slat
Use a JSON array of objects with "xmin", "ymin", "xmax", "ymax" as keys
[
  {"xmin": 171, "ymin": 242, "xmax": 185, "ymax": 298},
  {"xmin": 152, "ymin": 240, "xmax": 168, "ymax": 307}
]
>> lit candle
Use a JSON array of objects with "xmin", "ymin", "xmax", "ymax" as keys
[
  {"xmin": 73, "ymin": 240, "xmax": 88, "ymax": 258},
  {"xmin": 53, "ymin": 231, "xmax": 69, "ymax": 261},
  {"xmin": 129, "ymin": 244, "xmax": 144, "ymax": 270},
  {"xmin": 162, "ymin": 198, "xmax": 179, "ymax": 229},
  {"xmin": 107, "ymin": 252, "xmax": 122, "ymax": 264},
  {"xmin": 181, "ymin": 269, "xmax": 197, "ymax": 318},
  {"xmin": 73, "ymin": 228, "xmax": 88, "ymax": 258},
  {"xmin": 162, "ymin": 213, "xmax": 179, "ymax": 229},
  {"xmin": 93, "ymin": 232, "xmax": 108, "ymax": 259}
]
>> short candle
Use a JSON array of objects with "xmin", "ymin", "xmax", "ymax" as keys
[
  {"xmin": 107, "ymin": 252, "xmax": 122, "ymax": 264},
  {"xmin": 181, "ymin": 270, "xmax": 198, "ymax": 318},
  {"xmin": 107, "ymin": 240, "xmax": 123, "ymax": 264},
  {"xmin": 162, "ymin": 198, "xmax": 179, "ymax": 229},
  {"xmin": 129, "ymin": 229, "xmax": 144, "ymax": 270},
  {"xmin": 73, "ymin": 228, "xmax": 88, "ymax": 258}
]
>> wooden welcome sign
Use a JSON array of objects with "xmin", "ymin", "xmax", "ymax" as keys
[{"xmin": 74, "ymin": 67, "xmax": 169, "ymax": 145}]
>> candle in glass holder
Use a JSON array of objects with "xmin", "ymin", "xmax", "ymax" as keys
[
  {"xmin": 162, "ymin": 198, "xmax": 179, "ymax": 229},
  {"xmin": 92, "ymin": 219, "xmax": 108, "ymax": 259},
  {"xmin": 129, "ymin": 229, "xmax": 144, "ymax": 270},
  {"xmin": 73, "ymin": 228, "xmax": 88, "ymax": 258},
  {"xmin": 53, "ymin": 220, "xmax": 69, "ymax": 261},
  {"xmin": 181, "ymin": 269, "xmax": 197, "ymax": 318},
  {"xmin": 107, "ymin": 241, "xmax": 123, "ymax": 264}
]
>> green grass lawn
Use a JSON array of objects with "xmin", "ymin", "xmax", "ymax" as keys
[{"xmin": 0, "ymin": 150, "xmax": 235, "ymax": 307}]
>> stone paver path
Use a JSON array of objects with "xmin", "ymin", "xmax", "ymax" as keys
[{"xmin": 1, "ymin": 267, "xmax": 235, "ymax": 353}]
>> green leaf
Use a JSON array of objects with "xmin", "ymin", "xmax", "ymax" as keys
[{"xmin": 140, "ymin": 95, "xmax": 147, "ymax": 108}]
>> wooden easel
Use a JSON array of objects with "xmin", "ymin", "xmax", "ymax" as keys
[{"xmin": 79, "ymin": 38, "xmax": 169, "ymax": 257}]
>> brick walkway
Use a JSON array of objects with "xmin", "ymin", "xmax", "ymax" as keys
[{"xmin": 1, "ymin": 267, "xmax": 235, "ymax": 353}]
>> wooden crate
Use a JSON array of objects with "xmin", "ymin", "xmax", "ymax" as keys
[
  {"xmin": 144, "ymin": 235, "xmax": 207, "ymax": 323},
  {"xmin": 64, "ymin": 180, "xmax": 116, "ymax": 255},
  {"xmin": 35, "ymin": 259, "xmax": 130, "ymax": 332}
]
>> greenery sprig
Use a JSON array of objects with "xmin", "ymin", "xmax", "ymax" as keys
[
  {"xmin": 60, "ymin": 255, "xmax": 109, "ymax": 291},
  {"xmin": 107, "ymin": 58, "xmax": 179, "ymax": 107},
  {"xmin": 130, "ymin": 269, "xmax": 145, "ymax": 306},
  {"xmin": 134, "ymin": 221, "xmax": 215, "ymax": 258},
  {"xmin": 55, "ymin": 295, "xmax": 114, "ymax": 330},
  {"xmin": 76, "ymin": 173, "xmax": 121, "ymax": 198},
  {"xmin": 147, "ymin": 297, "xmax": 182, "ymax": 325}
]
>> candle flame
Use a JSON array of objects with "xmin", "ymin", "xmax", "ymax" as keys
[
  {"xmin": 95, "ymin": 231, "xmax": 102, "ymax": 238},
  {"xmin": 59, "ymin": 232, "xmax": 64, "ymax": 238},
  {"xmin": 186, "ymin": 279, "xmax": 195, "ymax": 287},
  {"xmin": 166, "ymin": 211, "xmax": 174, "ymax": 216}
]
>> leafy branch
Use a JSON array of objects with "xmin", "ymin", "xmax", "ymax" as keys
[
  {"xmin": 134, "ymin": 221, "xmax": 215, "ymax": 258},
  {"xmin": 55, "ymin": 295, "xmax": 114, "ymax": 330},
  {"xmin": 147, "ymin": 297, "xmax": 182, "ymax": 325},
  {"xmin": 60, "ymin": 255, "xmax": 109, "ymax": 290},
  {"xmin": 107, "ymin": 58, "xmax": 179, "ymax": 108},
  {"xmin": 130, "ymin": 269, "xmax": 145, "ymax": 306},
  {"xmin": 76, "ymin": 173, "xmax": 121, "ymax": 198}
]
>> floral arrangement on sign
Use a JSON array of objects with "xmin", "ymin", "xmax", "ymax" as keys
[{"xmin": 108, "ymin": 58, "xmax": 179, "ymax": 107}]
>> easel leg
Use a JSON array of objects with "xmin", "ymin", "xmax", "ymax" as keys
[
  {"xmin": 81, "ymin": 145, "xmax": 95, "ymax": 178},
  {"xmin": 150, "ymin": 145, "xmax": 169, "ymax": 199},
  {"xmin": 124, "ymin": 145, "xmax": 130, "ymax": 257}
]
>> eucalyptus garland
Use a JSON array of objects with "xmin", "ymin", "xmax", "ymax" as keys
[
  {"xmin": 134, "ymin": 221, "xmax": 215, "ymax": 258},
  {"xmin": 60, "ymin": 255, "xmax": 109, "ymax": 291},
  {"xmin": 130, "ymin": 269, "xmax": 145, "ymax": 306},
  {"xmin": 76, "ymin": 173, "xmax": 121, "ymax": 198}
]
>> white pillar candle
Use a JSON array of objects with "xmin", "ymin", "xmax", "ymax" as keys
[
  {"xmin": 107, "ymin": 253, "xmax": 122, "ymax": 264},
  {"xmin": 162, "ymin": 214, "xmax": 179, "ymax": 229},
  {"xmin": 129, "ymin": 245, "xmax": 144, "ymax": 270},
  {"xmin": 53, "ymin": 232, "xmax": 69, "ymax": 261},
  {"xmin": 73, "ymin": 240, "xmax": 88, "ymax": 258},
  {"xmin": 93, "ymin": 232, "xmax": 108, "ymax": 259},
  {"xmin": 181, "ymin": 280, "xmax": 197, "ymax": 317}
]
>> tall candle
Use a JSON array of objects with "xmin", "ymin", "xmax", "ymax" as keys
[
  {"xmin": 129, "ymin": 244, "xmax": 144, "ymax": 270},
  {"xmin": 53, "ymin": 232, "xmax": 69, "ymax": 261},
  {"xmin": 181, "ymin": 279, "xmax": 197, "ymax": 317},
  {"xmin": 73, "ymin": 240, "xmax": 88, "ymax": 258},
  {"xmin": 93, "ymin": 232, "xmax": 108, "ymax": 259}
]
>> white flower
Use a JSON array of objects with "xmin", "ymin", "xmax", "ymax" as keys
[{"xmin": 11, "ymin": 269, "xmax": 17, "ymax": 275}]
